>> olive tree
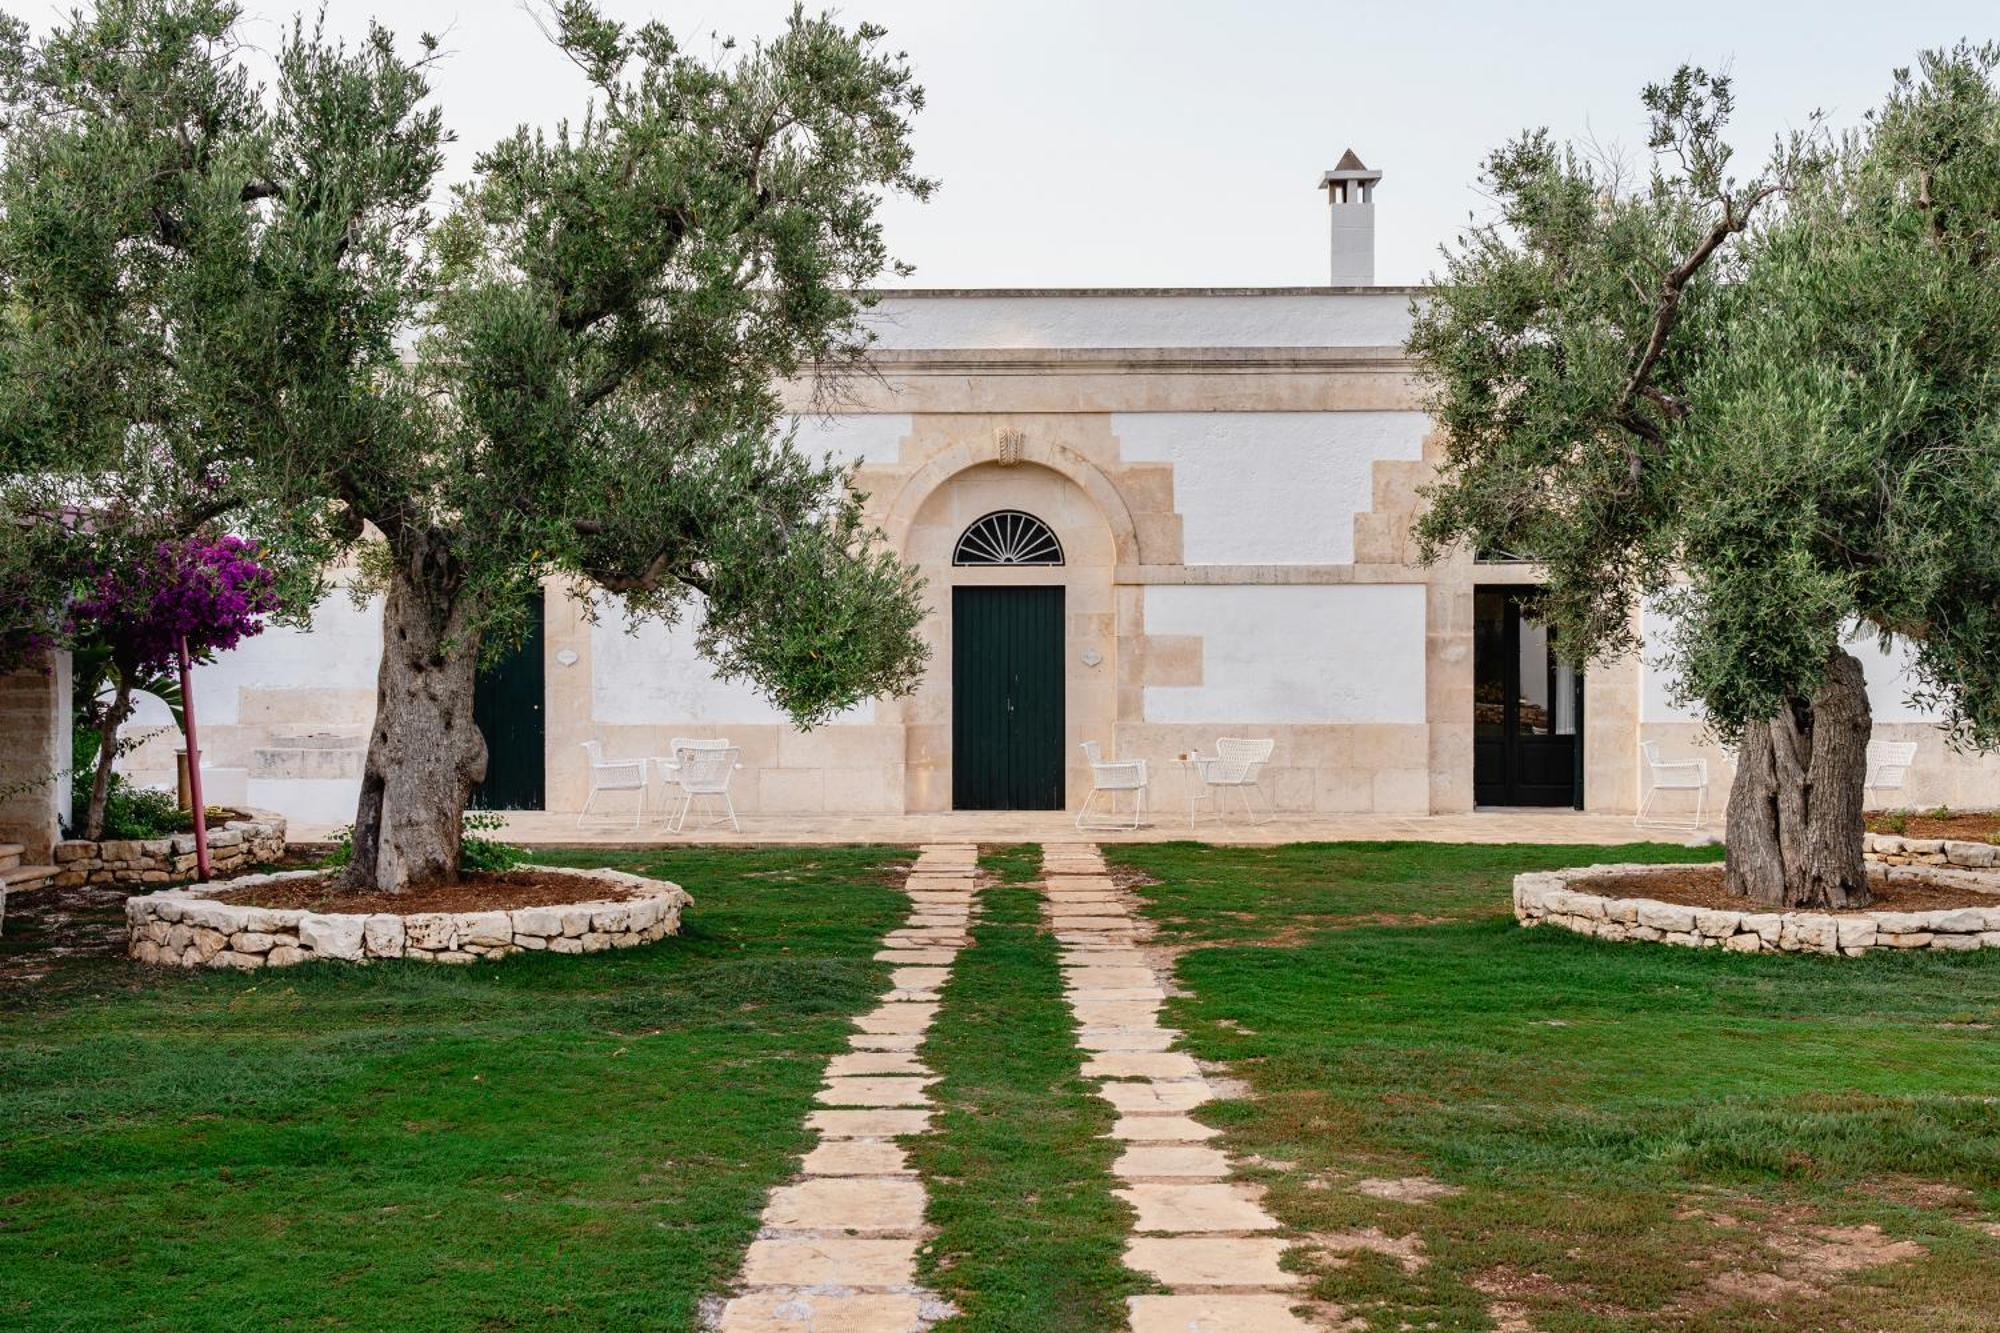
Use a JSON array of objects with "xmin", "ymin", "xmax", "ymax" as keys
[
  {"xmin": 293, "ymin": 4, "xmax": 934, "ymax": 892},
  {"xmin": 1411, "ymin": 48, "xmax": 2000, "ymax": 907}
]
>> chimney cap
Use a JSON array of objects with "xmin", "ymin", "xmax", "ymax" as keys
[{"xmin": 1320, "ymin": 148, "xmax": 1382, "ymax": 187}]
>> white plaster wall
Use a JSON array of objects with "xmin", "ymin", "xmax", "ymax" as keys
[
  {"xmin": 590, "ymin": 597, "xmax": 874, "ymax": 726},
  {"xmin": 864, "ymin": 292, "xmax": 1416, "ymax": 350},
  {"xmin": 191, "ymin": 592, "xmax": 383, "ymax": 727},
  {"xmin": 1641, "ymin": 607, "xmax": 1941, "ymax": 724},
  {"xmin": 1115, "ymin": 412, "xmax": 1427, "ymax": 564},
  {"xmin": 791, "ymin": 412, "xmax": 910, "ymax": 467},
  {"xmin": 1143, "ymin": 584, "xmax": 1426, "ymax": 723}
]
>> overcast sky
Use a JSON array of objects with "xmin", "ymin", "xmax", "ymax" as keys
[{"xmin": 28, "ymin": 0, "xmax": 1994, "ymax": 286}]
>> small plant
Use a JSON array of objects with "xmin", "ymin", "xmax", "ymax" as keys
[
  {"xmin": 1877, "ymin": 809, "xmax": 1910, "ymax": 836},
  {"xmin": 460, "ymin": 811, "xmax": 528, "ymax": 874},
  {"xmin": 318, "ymin": 813, "xmax": 523, "ymax": 875},
  {"xmin": 1928, "ymin": 805, "xmax": 1955, "ymax": 821}
]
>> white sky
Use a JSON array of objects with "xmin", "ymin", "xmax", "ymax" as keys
[{"xmin": 28, "ymin": 0, "xmax": 1995, "ymax": 286}]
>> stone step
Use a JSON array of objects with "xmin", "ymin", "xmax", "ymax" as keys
[
  {"xmin": 1, "ymin": 863, "xmax": 57, "ymax": 891},
  {"xmin": 0, "ymin": 843, "xmax": 21, "ymax": 872}
]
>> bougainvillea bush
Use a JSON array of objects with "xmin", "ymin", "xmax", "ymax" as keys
[{"xmin": 69, "ymin": 534, "xmax": 278, "ymax": 841}]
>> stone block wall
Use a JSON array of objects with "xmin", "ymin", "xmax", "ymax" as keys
[
  {"xmin": 0, "ymin": 655, "xmax": 69, "ymax": 860},
  {"xmin": 52, "ymin": 813, "xmax": 287, "ymax": 888}
]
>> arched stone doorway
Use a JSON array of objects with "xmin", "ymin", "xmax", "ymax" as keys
[{"xmin": 893, "ymin": 462, "xmax": 1117, "ymax": 812}]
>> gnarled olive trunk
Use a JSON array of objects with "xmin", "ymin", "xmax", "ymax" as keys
[
  {"xmin": 343, "ymin": 568, "xmax": 486, "ymax": 894},
  {"xmin": 1723, "ymin": 646, "xmax": 1872, "ymax": 909}
]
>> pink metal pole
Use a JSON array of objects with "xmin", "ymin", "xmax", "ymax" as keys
[{"xmin": 178, "ymin": 636, "xmax": 211, "ymax": 882}]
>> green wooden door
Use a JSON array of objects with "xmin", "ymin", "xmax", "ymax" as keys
[
  {"xmin": 470, "ymin": 593, "xmax": 546, "ymax": 810},
  {"xmin": 953, "ymin": 585, "xmax": 1065, "ymax": 810}
]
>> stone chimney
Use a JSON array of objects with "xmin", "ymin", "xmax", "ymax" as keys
[{"xmin": 1320, "ymin": 149, "xmax": 1382, "ymax": 286}]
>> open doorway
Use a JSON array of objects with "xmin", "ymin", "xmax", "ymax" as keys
[{"xmin": 1473, "ymin": 588, "xmax": 1583, "ymax": 808}]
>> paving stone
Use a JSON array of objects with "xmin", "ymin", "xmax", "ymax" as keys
[
  {"xmin": 854, "ymin": 1005, "xmax": 939, "ymax": 1035},
  {"xmin": 884, "ymin": 990, "xmax": 940, "ymax": 1003},
  {"xmin": 763, "ymin": 1178, "xmax": 926, "ymax": 1232},
  {"xmin": 1078, "ymin": 1028, "xmax": 1176, "ymax": 1052},
  {"xmin": 1119, "ymin": 1182, "xmax": 1278, "ymax": 1233},
  {"xmin": 828, "ymin": 1051, "xmax": 928, "ymax": 1077},
  {"xmin": 1127, "ymin": 1294, "xmax": 1314, "ymax": 1332},
  {"xmin": 1061, "ymin": 949, "xmax": 1149, "ymax": 967},
  {"xmin": 906, "ymin": 914, "xmax": 970, "ymax": 928},
  {"xmin": 1113, "ymin": 1144, "xmax": 1234, "ymax": 1179},
  {"xmin": 848, "ymin": 1033, "xmax": 925, "ymax": 1052},
  {"xmin": 716, "ymin": 1291, "xmax": 923, "ymax": 1331},
  {"xmin": 817, "ymin": 1077, "xmax": 935, "ymax": 1108},
  {"xmin": 1109, "ymin": 1114, "xmax": 1222, "ymax": 1142},
  {"xmin": 807, "ymin": 1109, "xmax": 932, "ymax": 1138},
  {"xmin": 907, "ymin": 893, "xmax": 974, "ymax": 906},
  {"xmin": 874, "ymin": 948, "xmax": 956, "ymax": 965},
  {"xmin": 1100, "ymin": 1080, "xmax": 1214, "ymax": 1113},
  {"xmin": 1051, "ymin": 915, "xmax": 1134, "ymax": 930},
  {"xmin": 1085, "ymin": 1051, "xmax": 1204, "ymax": 1080},
  {"xmin": 1062, "ymin": 967, "xmax": 1158, "ymax": 989},
  {"xmin": 1057, "ymin": 932, "xmax": 1136, "ymax": 947},
  {"xmin": 1067, "ymin": 986, "xmax": 1167, "ymax": 1002},
  {"xmin": 889, "ymin": 967, "xmax": 953, "ymax": 991},
  {"xmin": 1124, "ymin": 1236, "xmax": 1298, "ymax": 1288},
  {"xmin": 800, "ymin": 1140, "xmax": 913, "ymax": 1177},
  {"xmin": 740, "ymin": 1235, "xmax": 918, "ymax": 1285},
  {"xmin": 884, "ymin": 932, "xmax": 970, "ymax": 947},
  {"xmin": 1071, "ymin": 1001, "xmax": 1165, "ymax": 1028}
]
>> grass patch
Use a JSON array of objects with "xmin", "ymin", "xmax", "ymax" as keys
[
  {"xmin": 1107, "ymin": 841, "xmax": 2000, "ymax": 1331},
  {"xmin": 0, "ymin": 845, "xmax": 909, "ymax": 1331},
  {"xmin": 910, "ymin": 845, "xmax": 1147, "ymax": 1330}
]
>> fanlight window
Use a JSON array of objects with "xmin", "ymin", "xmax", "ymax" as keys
[{"xmin": 953, "ymin": 510, "xmax": 1064, "ymax": 567}]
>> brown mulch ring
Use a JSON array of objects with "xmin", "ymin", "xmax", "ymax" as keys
[
  {"xmin": 217, "ymin": 868, "xmax": 641, "ymax": 915},
  {"xmin": 1865, "ymin": 809, "xmax": 2000, "ymax": 843},
  {"xmin": 1571, "ymin": 864, "xmax": 1999, "ymax": 914}
]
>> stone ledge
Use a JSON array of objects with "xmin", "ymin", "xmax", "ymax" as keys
[
  {"xmin": 53, "ymin": 812, "xmax": 288, "ymax": 888},
  {"xmin": 1864, "ymin": 831, "xmax": 2000, "ymax": 869},
  {"xmin": 1514, "ymin": 862, "xmax": 2000, "ymax": 957},
  {"xmin": 125, "ymin": 864, "xmax": 691, "ymax": 969}
]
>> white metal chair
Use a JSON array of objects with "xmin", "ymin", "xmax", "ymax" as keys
[
  {"xmin": 579, "ymin": 740, "xmax": 648, "ymax": 829},
  {"xmin": 1189, "ymin": 737, "xmax": 1276, "ymax": 825},
  {"xmin": 1865, "ymin": 739, "xmax": 1919, "ymax": 804},
  {"xmin": 1636, "ymin": 740, "xmax": 1708, "ymax": 830},
  {"xmin": 652, "ymin": 738, "xmax": 731, "ymax": 817},
  {"xmin": 665, "ymin": 744, "xmax": 742, "ymax": 834},
  {"xmin": 1077, "ymin": 741, "xmax": 1150, "ymax": 830}
]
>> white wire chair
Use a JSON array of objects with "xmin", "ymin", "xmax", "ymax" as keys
[
  {"xmin": 1635, "ymin": 740, "xmax": 1708, "ymax": 830},
  {"xmin": 1077, "ymin": 741, "xmax": 1150, "ymax": 831},
  {"xmin": 665, "ymin": 744, "xmax": 742, "ymax": 834},
  {"xmin": 579, "ymin": 740, "xmax": 647, "ymax": 829},
  {"xmin": 652, "ymin": 738, "xmax": 731, "ymax": 817},
  {"xmin": 1865, "ymin": 739, "xmax": 1919, "ymax": 804},
  {"xmin": 1189, "ymin": 737, "xmax": 1276, "ymax": 825}
]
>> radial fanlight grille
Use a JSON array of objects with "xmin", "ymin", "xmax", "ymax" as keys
[{"xmin": 953, "ymin": 510, "xmax": 1064, "ymax": 567}]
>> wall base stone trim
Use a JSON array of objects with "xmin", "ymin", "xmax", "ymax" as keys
[
  {"xmin": 1514, "ymin": 862, "xmax": 2000, "ymax": 957},
  {"xmin": 127, "ymin": 864, "xmax": 691, "ymax": 969}
]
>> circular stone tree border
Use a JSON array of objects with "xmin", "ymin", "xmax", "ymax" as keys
[
  {"xmin": 1515, "ymin": 863, "xmax": 2000, "ymax": 956},
  {"xmin": 126, "ymin": 866, "xmax": 691, "ymax": 969}
]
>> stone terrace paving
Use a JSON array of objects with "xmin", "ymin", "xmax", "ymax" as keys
[
  {"xmin": 713, "ymin": 842, "xmax": 980, "ymax": 1331},
  {"xmin": 711, "ymin": 842, "xmax": 1319, "ymax": 1332}
]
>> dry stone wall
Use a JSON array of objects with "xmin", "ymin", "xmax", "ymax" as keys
[
  {"xmin": 1864, "ymin": 831, "xmax": 2000, "ymax": 869},
  {"xmin": 127, "ymin": 865, "xmax": 690, "ymax": 969},
  {"xmin": 1516, "ymin": 863, "xmax": 2000, "ymax": 957},
  {"xmin": 55, "ymin": 813, "xmax": 287, "ymax": 888}
]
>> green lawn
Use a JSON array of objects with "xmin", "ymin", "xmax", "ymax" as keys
[
  {"xmin": 1107, "ymin": 841, "xmax": 2000, "ymax": 1332},
  {"xmin": 0, "ymin": 845, "xmax": 909, "ymax": 1331},
  {"xmin": 908, "ymin": 844, "xmax": 1149, "ymax": 1330}
]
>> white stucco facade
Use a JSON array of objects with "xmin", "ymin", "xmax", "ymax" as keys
[{"xmin": 120, "ymin": 286, "xmax": 2000, "ymax": 828}]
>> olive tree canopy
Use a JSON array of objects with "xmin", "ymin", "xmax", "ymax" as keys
[{"xmin": 1410, "ymin": 47, "xmax": 2000, "ymax": 907}]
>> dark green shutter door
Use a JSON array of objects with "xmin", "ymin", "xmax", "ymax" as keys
[
  {"xmin": 470, "ymin": 593, "xmax": 547, "ymax": 810},
  {"xmin": 953, "ymin": 586, "xmax": 1065, "ymax": 810}
]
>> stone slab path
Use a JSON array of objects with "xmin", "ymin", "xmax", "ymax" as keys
[
  {"xmin": 1040, "ymin": 842, "xmax": 1317, "ymax": 1332},
  {"xmin": 713, "ymin": 844, "xmax": 981, "ymax": 1332}
]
